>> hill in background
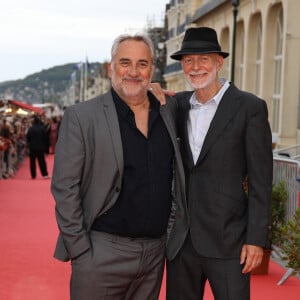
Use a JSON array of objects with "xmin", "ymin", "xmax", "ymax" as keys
[{"xmin": 0, "ymin": 62, "xmax": 101, "ymax": 106}]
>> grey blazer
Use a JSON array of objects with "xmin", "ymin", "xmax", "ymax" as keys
[{"xmin": 51, "ymin": 90, "xmax": 188, "ymax": 262}]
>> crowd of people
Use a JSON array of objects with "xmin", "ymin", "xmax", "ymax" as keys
[{"xmin": 0, "ymin": 114, "xmax": 61, "ymax": 180}]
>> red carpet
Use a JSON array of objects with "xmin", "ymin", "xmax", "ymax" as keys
[{"xmin": 0, "ymin": 155, "xmax": 299, "ymax": 299}]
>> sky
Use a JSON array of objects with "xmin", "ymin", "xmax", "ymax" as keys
[{"xmin": 0, "ymin": 0, "xmax": 169, "ymax": 83}]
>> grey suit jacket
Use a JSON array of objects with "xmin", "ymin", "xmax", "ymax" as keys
[
  {"xmin": 51, "ymin": 90, "xmax": 188, "ymax": 262},
  {"xmin": 174, "ymin": 83, "xmax": 273, "ymax": 259}
]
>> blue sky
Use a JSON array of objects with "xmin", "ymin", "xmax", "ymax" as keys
[{"xmin": 0, "ymin": 0, "xmax": 169, "ymax": 82}]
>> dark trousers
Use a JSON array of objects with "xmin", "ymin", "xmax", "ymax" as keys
[
  {"xmin": 29, "ymin": 150, "xmax": 48, "ymax": 178},
  {"xmin": 70, "ymin": 231, "xmax": 166, "ymax": 300},
  {"xmin": 166, "ymin": 233, "xmax": 250, "ymax": 300}
]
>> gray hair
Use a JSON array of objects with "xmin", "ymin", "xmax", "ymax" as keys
[{"xmin": 110, "ymin": 34, "xmax": 155, "ymax": 63}]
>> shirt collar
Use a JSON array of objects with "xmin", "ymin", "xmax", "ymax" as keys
[{"xmin": 111, "ymin": 88, "xmax": 159, "ymax": 118}]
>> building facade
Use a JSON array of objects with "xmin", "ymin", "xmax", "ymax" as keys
[{"xmin": 164, "ymin": 0, "xmax": 300, "ymax": 148}]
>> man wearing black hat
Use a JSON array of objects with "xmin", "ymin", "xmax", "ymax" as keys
[{"xmin": 152, "ymin": 27, "xmax": 273, "ymax": 300}]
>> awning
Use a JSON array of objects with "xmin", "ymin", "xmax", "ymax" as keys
[{"xmin": 8, "ymin": 100, "xmax": 45, "ymax": 115}]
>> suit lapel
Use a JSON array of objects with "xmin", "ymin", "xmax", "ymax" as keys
[
  {"xmin": 160, "ymin": 101, "xmax": 186, "ymax": 168},
  {"xmin": 160, "ymin": 104, "xmax": 182, "ymax": 173},
  {"xmin": 177, "ymin": 93, "xmax": 195, "ymax": 170},
  {"xmin": 160, "ymin": 104, "xmax": 176, "ymax": 141},
  {"xmin": 196, "ymin": 84, "xmax": 242, "ymax": 165},
  {"xmin": 102, "ymin": 92, "xmax": 124, "ymax": 175},
  {"xmin": 183, "ymin": 102, "xmax": 195, "ymax": 170}
]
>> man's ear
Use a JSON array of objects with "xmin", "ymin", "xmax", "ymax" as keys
[
  {"xmin": 150, "ymin": 63, "xmax": 155, "ymax": 81},
  {"xmin": 216, "ymin": 55, "xmax": 224, "ymax": 71}
]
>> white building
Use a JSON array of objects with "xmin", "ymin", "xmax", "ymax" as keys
[{"xmin": 164, "ymin": 0, "xmax": 300, "ymax": 148}]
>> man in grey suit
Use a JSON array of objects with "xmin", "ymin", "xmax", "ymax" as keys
[
  {"xmin": 151, "ymin": 27, "xmax": 273, "ymax": 300},
  {"xmin": 51, "ymin": 34, "xmax": 187, "ymax": 300}
]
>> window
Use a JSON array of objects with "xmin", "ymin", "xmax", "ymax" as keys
[
  {"xmin": 237, "ymin": 27, "xmax": 245, "ymax": 88},
  {"xmin": 255, "ymin": 20, "xmax": 262, "ymax": 95},
  {"xmin": 272, "ymin": 9, "xmax": 283, "ymax": 133}
]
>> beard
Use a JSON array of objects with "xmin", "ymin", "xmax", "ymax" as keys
[
  {"xmin": 112, "ymin": 76, "xmax": 149, "ymax": 98},
  {"xmin": 184, "ymin": 65, "xmax": 218, "ymax": 90}
]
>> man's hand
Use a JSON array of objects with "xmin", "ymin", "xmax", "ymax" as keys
[
  {"xmin": 240, "ymin": 244, "xmax": 264, "ymax": 273},
  {"xmin": 149, "ymin": 82, "xmax": 175, "ymax": 105}
]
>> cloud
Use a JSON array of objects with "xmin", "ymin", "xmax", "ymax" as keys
[{"xmin": 0, "ymin": 0, "xmax": 168, "ymax": 81}]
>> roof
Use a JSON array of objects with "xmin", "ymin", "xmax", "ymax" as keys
[{"xmin": 8, "ymin": 100, "xmax": 45, "ymax": 115}]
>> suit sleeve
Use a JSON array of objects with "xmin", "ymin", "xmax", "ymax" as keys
[
  {"xmin": 245, "ymin": 99, "xmax": 273, "ymax": 247},
  {"xmin": 51, "ymin": 107, "xmax": 90, "ymax": 260}
]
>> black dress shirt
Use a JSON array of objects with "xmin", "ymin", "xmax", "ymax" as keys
[{"xmin": 92, "ymin": 89, "xmax": 174, "ymax": 238}]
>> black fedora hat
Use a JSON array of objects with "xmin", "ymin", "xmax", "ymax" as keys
[{"xmin": 170, "ymin": 27, "xmax": 229, "ymax": 60}]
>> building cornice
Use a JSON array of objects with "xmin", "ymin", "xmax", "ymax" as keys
[{"xmin": 192, "ymin": 0, "xmax": 227, "ymax": 22}]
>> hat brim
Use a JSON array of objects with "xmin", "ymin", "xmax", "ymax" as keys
[{"xmin": 170, "ymin": 50, "xmax": 229, "ymax": 61}]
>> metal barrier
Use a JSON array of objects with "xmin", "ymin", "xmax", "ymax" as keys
[
  {"xmin": 273, "ymin": 144, "xmax": 300, "ymax": 160},
  {"xmin": 273, "ymin": 156, "xmax": 300, "ymax": 221}
]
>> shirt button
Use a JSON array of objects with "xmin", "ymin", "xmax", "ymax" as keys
[{"xmin": 115, "ymin": 187, "xmax": 120, "ymax": 193}]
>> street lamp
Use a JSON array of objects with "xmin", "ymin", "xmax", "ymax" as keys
[{"xmin": 231, "ymin": 0, "xmax": 240, "ymax": 83}]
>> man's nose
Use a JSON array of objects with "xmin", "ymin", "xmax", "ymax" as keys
[{"xmin": 127, "ymin": 64, "xmax": 139, "ymax": 75}]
